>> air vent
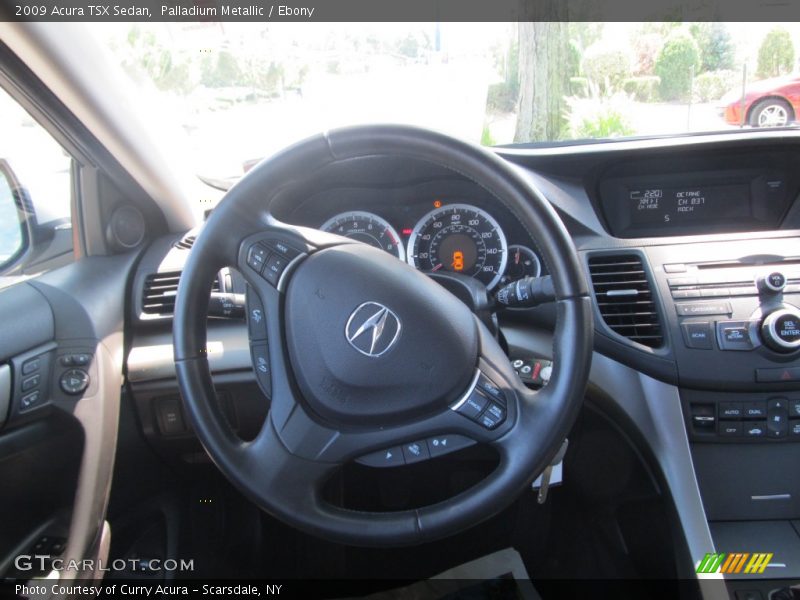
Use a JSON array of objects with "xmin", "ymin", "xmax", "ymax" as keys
[
  {"xmin": 173, "ymin": 234, "xmax": 196, "ymax": 250},
  {"xmin": 588, "ymin": 254, "xmax": 663, "ymax": 348},
  {"xmin": 141, "ymin": 271, "xmax": 219, "ymax": 316}
]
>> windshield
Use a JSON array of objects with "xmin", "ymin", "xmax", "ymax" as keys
[{"xmin": 95, "ymin": 22, "xmax": 800, "ymax": 179}]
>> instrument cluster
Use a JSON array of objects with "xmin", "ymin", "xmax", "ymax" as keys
[{"xmin": 309, "ymin": 192, "xmax": 544, "ymax": 291}]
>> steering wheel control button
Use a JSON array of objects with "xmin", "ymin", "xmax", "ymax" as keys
[
  {"xmin": 265, "ymin": 240, "xmax": 301, "ymax": 261},
  {"xmin": 479, "ymin": 403, "xmax": 506, "ymax": 429},
  {"xmin": 356, "ymin": 446, "xmax": 404, "ymax": 468},
  {"xmin": 250, "ymin": 344, "xmax": 272, "ymax": 398},
  {"xmin": 246, "ymin": 244, "xmax": 268, "ymax": 273},
  {"xmin": 681, "ymin": 322, "xmax": 713, "ymax": 349},
  {"xmin": 761, "ymin": 309, "xmax": 800, "ymax": 352},
  {"xmin": 428, "ymin": 434, "xmax": 475, "ymax": 458},
  {"xmin": 263, "ymin": 254, "xmax": 289, "ymax": 286},
  {"xmin": 455, "ymin": 390, "xmax": 489, "ymax": 419},
  {"xmin": 758, "ymin": 272, "xmax": 787, "ymax": 294},
  {"xmin": 477, "ymin": 373, "xmax": 505, "ymax": 402},
  {"xmin": 675, "ymin": 301, "xmax": 732, "ymax": 317},
  {"xmin": 401, "ymin": 440, "xmax": 431, "ymax": 464},
  {"xmin": 246, "ymin": 288, "xmax": 267, "ymax": 340},
  {"xmin": 60, "ymin": 369, "xmax": 89, "ymax": 395}
]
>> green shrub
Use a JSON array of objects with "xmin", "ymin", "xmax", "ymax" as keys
[
  {"xmin": 622, "ymin": 76, "xmax": 661, "ymax": 102},
  {"xmin": 655, "ymin": 31, "xmax": 700, "ymax": 101},
  {"xmin": 693, "ymin": 70, "xmax": 739, "ymax": 102},
  {"xmin": 757, "ymin": 28, "xmax": 795, "ymax": 78},
  {"xmin": 569, "ymin": 76, "xmax": 590, "ymax": 98},
  {"xmin": 566, "ymin": 94, "xmax": 635, "ymax": 139},
  {"xmin": 481, "ymin": 124, "xmax": 496, "ymax": 146},
  {"xmin": 581, "ymin": 42, "xmax": 632, "ymax": 94}
]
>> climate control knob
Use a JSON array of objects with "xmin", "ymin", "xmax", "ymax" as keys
[{"xmin": 761, "ymin": 308, "xmax": 800, "ymax": 352}]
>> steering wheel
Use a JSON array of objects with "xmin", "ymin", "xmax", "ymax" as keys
[{"xmin": 173, "ymin": 125, "xmax": 593, "ymax": 547}]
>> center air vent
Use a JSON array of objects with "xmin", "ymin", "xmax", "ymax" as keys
[
  {"xmin": 141, "ymin": 271, "xmax": 219, "ymax": 316},
  {"xmin": 588, "ymin": 254, "xmax": 663, "ymax": 348}
]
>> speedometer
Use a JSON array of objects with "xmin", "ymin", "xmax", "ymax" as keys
[
  {"xmin": 407, "ymin": 203, "xmax": 508, "ymax": 290},
  {"xmin": 320, "ymin": 211, "xmax": 404, "ymax": 259}
]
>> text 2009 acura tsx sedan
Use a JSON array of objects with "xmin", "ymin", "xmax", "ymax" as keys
[{"xmin": 0, "ymin": 17, "xmax": 799, "ymax": 600}]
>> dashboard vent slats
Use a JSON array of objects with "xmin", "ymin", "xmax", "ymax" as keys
[
  {"xmin": 589, "ymin": 254, "xmax": 663, "ymax": 348},
  {"xmin": 173, "ymin": 234, "xmax": 196, "ymax": 250},
  {"xmin": 141, "ymin": 271, "xmax": 219, "ymax": 316}
]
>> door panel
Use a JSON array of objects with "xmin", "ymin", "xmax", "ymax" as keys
[{"xmin": 0, "ymin": 252, "xmax": 135, "ymax": 580}]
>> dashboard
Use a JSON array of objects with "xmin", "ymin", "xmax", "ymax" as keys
[{"xmin": 123, "ymin": 131, "xmax": 800, "ymax": 596}]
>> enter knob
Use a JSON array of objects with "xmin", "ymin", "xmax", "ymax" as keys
[{"xmin": 761, "ymin": 308, "xmax": 800, "ymax": 352}]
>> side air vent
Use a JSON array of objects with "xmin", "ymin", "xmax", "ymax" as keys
[
  {"xmin": 141, "ymin": 271, "xmax": 219, "ymax": 316},
  {"xmin": 588, "ymin": 254, "xmax": 663, "ymax": 348},
  {"xmin": 173, "ymin": 234, "xmax": 196, "ymax": 250}
]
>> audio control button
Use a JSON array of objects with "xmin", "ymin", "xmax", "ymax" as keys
[{"xmin": 761, "ymin": 308, "xmax": 800, "ymax": 352}]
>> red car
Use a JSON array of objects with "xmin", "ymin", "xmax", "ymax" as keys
[{"xmin": 718, "ymin": 74, "xmax": 800, "ymax": 127}]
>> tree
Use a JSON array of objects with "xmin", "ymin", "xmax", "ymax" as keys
[
  {"xmin": 514, "ymin": 22, "xmax": 569, "ymax": 142},
  {"xmin": 757, "ymin": 28, "xmax": 795, "ymax": 79},
  {"xmin": 655, "ymin": 31, "xmax": 700, "ymax": 101},
  {"xmin": 690, "ymin": 23, "xmax": 735, "ymax": 72}
]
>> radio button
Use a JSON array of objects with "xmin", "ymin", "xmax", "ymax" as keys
[
  {"xmin": 676, "ymin": 302, "xmax": 732, "ymax": 317},
  {"xmin": 681, "ymin": 322, "xmax": 713, "ymax": 349}
]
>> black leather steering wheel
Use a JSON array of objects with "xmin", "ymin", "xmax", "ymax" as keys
[{"xmin": 173, "ymin": 125, "xmax": 593, "ymax": 547}]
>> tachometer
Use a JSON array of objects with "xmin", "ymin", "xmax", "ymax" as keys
[
  {"xmin": 407, "ymin": 203, "xmax": 507, "ymax": 290},
  {"xmin": 320, "ymin": 211, "xmax": 404, "ymax": 259}
]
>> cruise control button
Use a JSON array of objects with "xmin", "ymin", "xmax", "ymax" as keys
[
  {"xmin": 246, "ymin": 244, "xmax": 268, "ymax": 273},
  {"xmin": 357, "ymin": 446, "xmax": 404, "ymax": 468},
  {"xmin": 246, "ymin": 288, "xmax": 268, "ymax": 341},
  {"xmin": 455, "ymin": 390, "xmax": 489, "ymax": 419},
  {"xmin": 427, "ymin": 434, "xmax": 475, "ymax": 458},
  {"xmin": 477, "ymin": 373, "xmax": 505, "ymax": 402},
  {"xmin": 401, "ymin": 440, "xmax": 430, "ymax": 464},
  {"xmin": 250, "ymin": 344, "xmax": 272, "ymax": 397},
  {"xmin": 72, "ymin": 354, "xmax": 90, "ymax": 366},
  {"xmin": 263, "ymin": 254, "xmax": 289, "ymax": 286},
  {"xmin": 479, "ymin": 403, "xmax": 506, "ymax": 429}
]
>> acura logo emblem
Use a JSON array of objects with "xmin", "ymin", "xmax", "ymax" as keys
[{"xmin": 345, "ymin": 302, "xmax": 402, "ymax": 357}]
